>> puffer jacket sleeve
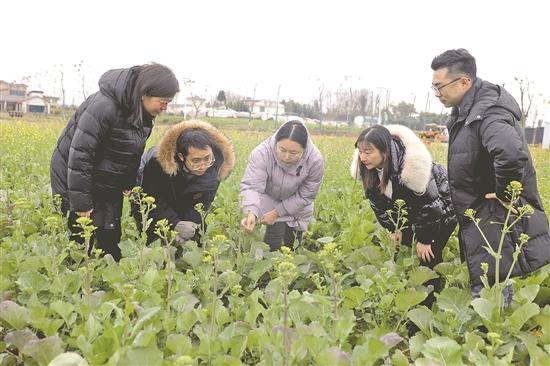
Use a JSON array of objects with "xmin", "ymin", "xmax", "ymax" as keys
[
  {"xmin": 480, "ymin": 116, "xmax": 528, "ymax": 202},
  {"xmin": 141, "ymin": 158, "xmax": 181, "ymax": 227},
  {"xmin": 67, "ymin": 106, "xmax": 111, "ymax": 212},
  {"xmin": 275, "ymin": 155, "xmax": 324, "ymax": 217},
  {"xmin": 240, "ymin": 145, "xmax": 269, "ymax": 218},
  {"xmin": 413, "ymin": 170, "xmax": 445, "ymax": 245}
]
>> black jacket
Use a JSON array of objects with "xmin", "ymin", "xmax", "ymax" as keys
[
  {"xmin": 50, "ymin": 67, "xmax": 153, "ymax": 213},
  {"xmin": 351, "ymin": 125, "xmax": 456, "ymax": 245},
  {"xmin": 136, "ymin": 120, "xmax": 235, "ymax": 238},
  {"xmin": 447, "ymin": 78, "xmax": 550, "ymax": 286}
]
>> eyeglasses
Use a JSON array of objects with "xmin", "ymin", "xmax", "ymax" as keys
[
  {"xmin": 431, "ymin": 77, "xmax": 462, "ymax": 94},
  {"xmin": 185, "ymin": 156, "xmax": 215, "ymax": 170}
]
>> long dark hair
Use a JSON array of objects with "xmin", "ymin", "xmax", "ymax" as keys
[
  {"xmin": 275, "ymin": 121, "xmax": 308, "ymax": 148},
  {"xmin": 131, "ymin": 63, "xmax": 180, "ymax": 126},
  {"xmin": 355, "ymin": 125, "xmax": 393, "ymax": 194}
]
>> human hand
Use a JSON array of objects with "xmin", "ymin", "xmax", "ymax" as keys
[
  {"xmin": 485, "ymin": 193, "xmax": 518, "ymax": 214},
  {"xmin": 416, "ymin": 242, "xmax": 435, "ymax": 263},
  {"xmin": 260, "ymin": 209, "xmax": 279, "ymax": 225},
  {"xmin": 174, "ymin": 220, "xmax": 199, "ymax": 242},
  {"xmin": 240, "ymin": 212, "xmax": 256, "ymax": 233},
  {"xmin": 76, "ymin": 209, "xmax": 93, "ymax": 218}
]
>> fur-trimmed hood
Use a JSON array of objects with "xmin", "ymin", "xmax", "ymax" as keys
[
  {"xmin": 350, "ymin": 124, "xmax": 432, "ymax": 194},
  {"xmin": 156, "ymin": 119, "xmax": 235, "ymax": 180}
]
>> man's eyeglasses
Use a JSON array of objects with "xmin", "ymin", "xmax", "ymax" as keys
[
  {"xmin": 185, "ymin": 156, "xmax": 215, "ymax": 170},
  {"xmin": 431, "ymin": 77, "xmax": 462, "ymax": 94}
]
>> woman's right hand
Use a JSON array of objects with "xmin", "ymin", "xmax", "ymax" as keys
[
  {"xmin": 76, "ymin": 209, "xmax": 93, "ymax": 218},
  {"xmin": 240, "ymin": 212, "xmax": 256, "ymax": 233}
]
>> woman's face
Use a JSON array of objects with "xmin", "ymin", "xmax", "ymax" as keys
[
  {"xmin": 276, "ymin": 139, "xmax": 304, "ymax": 165},
  {"xmin": 358, "ymin": 142, "xmax": 385, "ymax": 170},
  {"xmin": 142, "ymin": 96, "xmax": 173, "ymax": 116}
]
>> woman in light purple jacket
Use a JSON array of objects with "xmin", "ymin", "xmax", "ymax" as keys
[{"xmin": 240, "ymin": 120, "xmax": 324, "ymax": 250}]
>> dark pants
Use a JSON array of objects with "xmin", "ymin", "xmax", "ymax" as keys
[
  {"xmin": 64, "ymin": 198, "xmax": 122, "ymax": 262},
  {"xmin": 404, "ymin": 220, "xmax": 457, "ymax": 309},
  {"xmin": 263, "ymin": 222, "xmax": 303, "ymax": 251}
]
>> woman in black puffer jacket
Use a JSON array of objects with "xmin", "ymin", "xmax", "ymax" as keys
[
  {"xmin": 351, "ymin": 124, "xmax": 457, "ymax": 308},
  {"xmin": 50, "ymin": 63, "xmax": 179, "ymax": 261}
]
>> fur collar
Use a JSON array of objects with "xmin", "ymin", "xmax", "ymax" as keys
[
  {"xmin": 156, "ymin": 119, "xmax": 235, "ymax": 180},
  {"xmin": 350, "ymin": 124, "xmax": 432, "ymax": 194}
]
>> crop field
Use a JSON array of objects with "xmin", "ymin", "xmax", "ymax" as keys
[{"xmin": 0, "ymin": 116, "xmax": 549, "ymax": 365}]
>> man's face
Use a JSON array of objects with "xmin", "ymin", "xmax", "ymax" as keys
[{"xmin": 432, "ymin": 68, "xmax": 471, "ymax": 108}]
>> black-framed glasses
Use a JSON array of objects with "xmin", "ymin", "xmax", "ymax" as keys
[
  {"xmin": 185, "ymin": 156, "xmax": 215, "ymax": 170},
  {"xmin": 431, "ymin": 77, "xmax": 462, "ymax": 94}
]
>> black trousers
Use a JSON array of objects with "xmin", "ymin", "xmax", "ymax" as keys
[
  {"xmin": 404, "ymin": 220, "xmax": 457, "ymax": 309},
  {"xmin": 263, "ymin": 222, "xmax": 303, "ymax": 251},
  {"xmin": 63, "ymin": 198, "xmax": 122, "ymax": 262}
]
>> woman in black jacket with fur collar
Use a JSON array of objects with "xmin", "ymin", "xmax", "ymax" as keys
[{"xmin": 351, "ymin": 124, "xmax": 457, "ymax": 308}]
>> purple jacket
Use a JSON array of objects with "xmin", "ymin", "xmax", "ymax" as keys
[{"xmin": 240, "ymin": 122, "xmax": 324, "ymax": 230}]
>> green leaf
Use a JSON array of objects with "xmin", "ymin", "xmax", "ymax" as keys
[
  {"xmin": 21, "ymin": 335, "xmax": 64, "ymax": 366},
  {"xmin": 212, "ymin": 355, "xmax": 243, "ymax": 366},
  {"xmin": 408, "ymin": 266, "xmax": 439, "ymax": 287},
  {"xmin": 341, "ymin": 287, "xmax": 366, "ymax": 308},
  {"xmin": 515, "ymin": 284, "xmax": 540, "ymax": 304},
  {"xmin": 4, "ymin": 328, "xmax": 38, "ymax": 350},
  {"xmin": 409, "ymin": 333, "xmax": 428, "ymax": 359},
  {"xmin": 504, "ymin": 302, "xmax": 540, "ymax": 333},
  {"xmin": 51, "ymin": 300, "xmax": 75, "ymax": 325},
  {"xmin": 351, "ymin": 336, "xmax": 389, "ymax": 365},
  {"xmin": 421, "ymin": 336, "xmax": 464, "ymax": 365},
  {"xmin": 48, "ymin": 352, "xmax": 89, "ymax": 366},
  {"xmin": 408, "ymin": 306, "xmax": 433, "ymax": 335},
  {"xmin": 129, "ymin": 306, "xmax": 161, "ymax": 339},
  {"xmin": 133, "ymin": 329, "xmax": 158, "ymax": 348},
  {"xmin": 15, "ymin": 270, "xmax": 49, "ymax": 293},
  {"xmin": 0, "ymin": 300, "xmax": 29, "ymax": 329},
  {"xmin": 117, "ymin": 346, "xmax": 163, "ymax": 366},
  {"xmin": 390, "ymin": 349, "xmax": 409, "ymax": 366},
  {"xmin": 334, "ymin": 309, "xmax": 356, "ymax": 343},
  {"xmin": 171, "ymin": 292, "xmax": 199, "ymax": 312},
  {"xmin": 315, "ymin": 346, "xmax": 350, "ymax": 366},
  {"xmin": 395, "ymin": 288, "xmax": 427, "ymax": 313},
  {"xmin": 437, "ymin": 287, "xmax": 471, "ymax": 313},
  {"xmin": 471, "ymin": 298, "xmax": 496, "ymax": 322},
  {"xmin": 166, "ymin": 334, "xmax": 193, "ymax": 356}
]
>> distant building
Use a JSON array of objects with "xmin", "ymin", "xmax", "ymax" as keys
[
  {"xmin": 0, "ymin": 80, "xmax": 59, "ymax": 116},
  {"xmin": 247, "ymin": 99, "xmax": 285, "ymax": 116}
]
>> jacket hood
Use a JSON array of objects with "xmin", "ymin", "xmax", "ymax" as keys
[
  {"xmin": 459, "ymin": 79, "xmax": 522, "ymax": 125},
  {"xmin": 350, "ymin": 124, "xmax": 433, "ymax": 194},
  {"xmin": 155, "ymin": 119, "xmax": 235, "ymax": 180},
  {"xmin": 268, "ymin": 120, "xmax": 315, "ymax": 175},
  {"xmin": 98, "ymin": 66, "xmax": 140, "ymax": 111}
]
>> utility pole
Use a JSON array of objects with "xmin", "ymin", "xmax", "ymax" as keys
[{"xmin": 275, "ymin": 84, "xmax": 281, "ymax": 122}]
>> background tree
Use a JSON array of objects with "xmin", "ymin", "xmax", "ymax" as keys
[
  {"xmin": 216, "ymin": 90, "xmax": 226, "ymax": 107},
  {"xmin": 515, "ymin": 77, "xmax": 533, "ymax": 128}
]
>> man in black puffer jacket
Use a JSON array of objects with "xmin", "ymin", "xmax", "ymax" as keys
[
  {"xmin": 50, "ymin": 64, "xmax": 179, "ymax": 261},
  {"xmin": 430, "ymin": 49, "xmax": 550, "ymax": 303}
]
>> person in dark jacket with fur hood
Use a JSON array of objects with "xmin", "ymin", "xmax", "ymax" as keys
[
  {"xmin": 351, "ymin": 124, "xmax": 457, "ymax": 308},
  {"xmin": 431, "ymin": 48, "xmax": 550, "ymax": 304},
  {"xmin": 50, "ymin": 63, "xmax": 179, "ymax": 261},
  {"xmin": 135, "ymin": 120, "xmax": 235, "ymax": 244}
]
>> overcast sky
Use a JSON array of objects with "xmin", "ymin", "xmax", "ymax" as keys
[{"xmin": 2, "ymin": 0, "xmax": 549, "ymax": 120}]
